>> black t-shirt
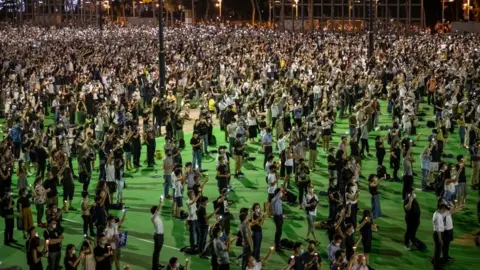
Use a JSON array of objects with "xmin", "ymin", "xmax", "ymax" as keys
[
  {"xmin": 62, "ymin": 167, "xmax": 74, "ymax": 188},
  {"xmin": 345, "ymin": 234, "xmax": 355, "ymax": 260},
  {"xmin": 190, "ymin": 137, "xmax": 202, "ymax": 151},
  {"xmin": 193, "ymin": 183, "xmax": 201, "ymax": 197},
  {"xmin": 196, "ymin": 206, "xmax": 207, "ymax": 226},
  {"xmin": 328, "ymin": 186, "xmax": 339, "ymax": 205},
  {"xmin": 350, "ymin": 141, "xmax": 359, "ymax": 156},
  {"xmin": 94, "ymin": 245, "xmax": 112, "ymax": 270},
  {"xmin": 216, "ymin": 164, "xmax": 228, "ymax": 187},
  {"xmin": 456, "ymin": 164, "xmax": 466, "ymax": 183},
  {"xmin": 302, "ymin": 252, "xmax": 321, "ymax": 270},
  {"xmin": 44, "ymin": 179, "xmax": 58, "ymax": 198},
  {"xmin": 64, "ymin": 255, "xmax": 78, "ymax": 270},
  {"xmin": 43, "ymin": 228, "xmax": 62, "ymax": 252},
  {"xmin": 36, "ymin": 146, "xmax": 47, "ymax": 164},
  {"xmin": 26, "ymin": 237, "xmax": 42, "ymax": 266},
  {"xmin": 431, "ymin": 147, "xmax": 441, "ymax": 162},
  {"xmin": 327, "ymin": 154, "xmax": 336, "ymax": 170},
  {"xmin": 404, "ymin": 197, "xmax": 421, "ymax": 221},
  {"xmin": 251, "ymin": 212, "xmax": 262, "ymax": 233},
  {"xmin": 233, "ymin": 140, "xmax": 244, "ymax": 156},
  {"xmin": 288, "ymin": 254, "xmax": 305, "ymax": 270}
]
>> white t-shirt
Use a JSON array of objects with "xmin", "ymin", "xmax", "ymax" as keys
[
  {"xmin": 443, "ymin": 211, "xmax": 453, "ymax": 230},
  {"xmin": 187, "ymin": 199, "xmax": 197, "ymax": 221},
  {"xmin": 267, "ymin": 173, "xmax": 277, "ymax": 194},
  {"xmin": 432, "ymin": 211, "xmax": 445, "ymax": 232},
  {"xmin": 104, "ymin": 223, "xmax": 119, "ymax": 249},
  {"xmin": 171, "ymin": 172, "xmax": 178, "ymax": 190},
  {"xmin": 106, "ymin": 164, "xmax": 116, "ymax": 183},
  {"xmin": 245, "ymin": 261, "xmax": 262, "ymax": 270},
  {"xmin": 175, "ymin": 181, "xmax": 183, "ymax": 198}
]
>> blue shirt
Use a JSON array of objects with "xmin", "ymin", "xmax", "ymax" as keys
[
  {"xmin": 262, "ymin": 133, "xmax": 273, "ymax": 145},
  {"xmin": 9, "ymin": 127, "xmax": 22, "ymax": 143},
  {"xmin": 271, "ymin": 192, "xmax": 283, "ymax": 215}
]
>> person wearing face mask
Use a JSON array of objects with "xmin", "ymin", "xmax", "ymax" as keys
[
  {"xmin": 239, "ymin": 212, "xmax": 254, "ymax": 270},
  {"xmin": 2, "ymin": 188, "xmax": 16, "ymax": 245},
  {"xmin": 94, "ymin": 233, "xmax": 113, "ymax": 270},
  {"xmin": 288, "ymin": 242, "xmax": 305, "ymax": 270},
  {"xmin": 327, "ymin": 234, "xmax": 343, "ymax": 266},
  {"xmin": 213, "ymin": 226, "xmax": 230, "ymax": 270},
  {"xmin": 18, "ymin": 187, "xmax": 34, "ymax": 239},
  {"xmin": 44, "ymin": 219, "xmax": 64, "ymax": 270},
  {"xmin": 26, "ymin": 226, "xmax": 44, "ymax": 270},
  {"xmin": 432, "ymin": 201, "xmax": 448, "ymax": 269},
  {"xmin": 64, "ymin": 244, "xmax": 82, "ymax": 270},
  {"xmin": 303, "ymin": 185, "xmax": 319, "ymax": 243},
  {"xmin": 105, "ymin": 213, "xmax": 126, "ymax": 270},
  {"xmin": 301, "ymin": 240, "xmax": 321, "ymax": 270},
  {"xmin": 166, "ymin": 257, "xmax": 189, "ymax": 270},
  {"xmin": 250, "ymin": 203, "xmax": 266, "ymax": 262},
  {"xmin": 271, "ymin": 187, "xmax": 284, "ymax": 252},
  {"xmin": 351, "ymin": 254, "xmax": 369, "ymax": 270},
  {"xmin": 403, "ymin": 188, "xmax": 421, "ymax": 251}
]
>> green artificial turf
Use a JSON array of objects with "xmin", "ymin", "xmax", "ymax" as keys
[{"xmin": 0, "ymin": 101, "xmax": 479, "ymax": 270}]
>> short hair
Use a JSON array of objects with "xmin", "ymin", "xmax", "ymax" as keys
[
  {"xmin": 346, "ymin": 223, "xmax": 354, "ymax": 231},
  {"xmin": 150, "ymin": 206, "xmax": 158, "ymax": 215},
  {"xmin": 293, "ymin": 242, "xmax": 302, "ymax": 250},
  {"xmin": 334, "ymin": 234, "xmax": 343, "ymax": 242},
  {"xmin": 457, "ymin": 155, "xmax": 464, "ymax": 162},
  {"xmin": 239, "ymin": 213, "xmax": 248, "ymax": 222},
  {"xmin": 185, "ymin": 162, "xmax": 192, "ymax": 167},
  {"xmin": 335, "ymin": 249, "xmax": 345, "ymax": 260},
  {"xmin": 199, "ymin": 196, "xmax": 208, "ymax": 204},
  {"xmin": 168, "ymin": 257, "xmax": 178, "ymax": 266}
]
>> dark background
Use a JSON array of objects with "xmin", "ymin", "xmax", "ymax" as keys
[{"xmin": 195, "ymin": 0, "xmax": 447, "ymax": 28}]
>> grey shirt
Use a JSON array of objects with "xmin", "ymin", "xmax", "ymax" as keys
[
  {"xmin": 213, "ymin": 238, "xmax": 230, "ymax": 265},
  {"xmin": 403, "ymin": 157, "xmax": 413, "ymax": 176},
  {"xmin": 239, "ymin": 222, "xmax": 252, "ymax": 248}
]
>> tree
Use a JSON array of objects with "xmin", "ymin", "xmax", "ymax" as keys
[{"xmin": 165, "ymin": 0, "xmax": 179, "ymax": 25}]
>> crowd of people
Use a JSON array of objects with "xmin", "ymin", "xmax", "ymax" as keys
[{"xmin": 0, "ymin": 22, "xmax": 480, "ymax": 270}]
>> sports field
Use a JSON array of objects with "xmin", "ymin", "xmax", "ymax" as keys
[{"xmin": 0, "ymin": 102, "xmax": 479, "ymax": 270}]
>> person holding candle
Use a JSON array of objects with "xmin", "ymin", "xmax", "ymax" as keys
[
  {"xmin": 44, "ymin": 219, "xmax": 64, "ymax": 270},
  {"xmin": 94, "ymin": 233, "xmax": 113, "ymax": 270},
  {"xmin": 358, "ymin": 210, "xmax": 377, "ymax": 266}
]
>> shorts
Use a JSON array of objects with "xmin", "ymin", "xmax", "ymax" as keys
[
  {"xmin": 63, "ymin": 187, "xmax": 74, "ymax": 201},
  {"xmin": 175, "ymin": 196, "xmax": 183, "ymax": 207},
  {"xmin": 429, "ymin": 162, "xmax": 439, "ymax": 172},
  {"xmin": 307, "ymin": 214, "xmax": 315, "ymax": 233},
  {"xmin": 286, "ymin": 165, "xmax": 293, "ymax": 175},
  {"xmin": 107, "ymin": 181, "xmax": 117, "ymax": 194}
]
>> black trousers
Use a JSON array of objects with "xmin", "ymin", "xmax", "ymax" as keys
[
  {"xmin": 273, "ymin": 214, "xmax": 283, "ymax": 248},
  {"xmin": 82, "ymin": 215, "xmax": 95, "ymax": 236},
  {"xmin": 147, "ymin": 140, "xmax": 155, "ymax": 166},
  {"xmin": 404, "ymin": 218, "xmax": 420, "ymax": 246},
  {"xmin": 402, "ymin": 175, "xmax": 414, "ymax": 200},
  {"xmin": 360, "ymin": 138, "xmax": 369, "ymax": 155},
  {"xmin": 4, "ymin": 218, "xmax": 14, "ymax": 244},
  {"xmin": 433, "ymin": 231, "xmax": 443, "ymax": 269},
  {"xmin": 152, "ymin": 233, "xmax": 164, "ymax": 270},
  {"xmin": 442, "ymin": 229, "xmax": 453, "ymax": 259},
  {"xmin": 133, "ymin": 143, "xmax": 141, "ymax": 167},
  {"xmin": 264, "ymin": 145, "xmax": 273, "ymax": 167}
]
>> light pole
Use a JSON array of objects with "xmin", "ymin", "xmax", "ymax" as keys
[
  {"xmin": 368, "ymin": 0, "xmax": 374, "ymax": 64},
  {"xmin": 158, "ymin": 0, "xmax": 166, "ymax": 97},
  {"xmin": 294, "ymin": 0, "xmax": 299, "ymax": 18},
  {"xmin": 442, "ymin": 0, "xmax": 455, "ymax": 22},
  {"xmin": 215, "ymin": 0, "xmax": 222, "ymax": 19}
]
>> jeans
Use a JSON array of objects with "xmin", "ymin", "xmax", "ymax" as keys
[
  {"xmin": 421, "ymin": 169, "xmax": 429, "ymax": 190},
  {"xmin": 35, "ymin": 204, "xmax": 45, "ymax": 225},
  {"xmin": 152, "ymin": 233, "xmax": 164, "ymax": 270},
  {"xmin": 164, "ymin": 174, "xmax": 172, "ymax": 198},
  {"xmin": 188, "ymin": 220, "xmax": 199, "ymax": 247},
  {"xmin": 47, "ymin": 250, "xmax": 61, "ymax": 270},
  {"xmin": 371, "ymin": 195, "xmax": 382, "ymax": 219},
  {"xmin": 252, "ymin": 230, "xmax": 262, "ymax": 261},
  {"xmin": 198, "ymin": 225, "xmax": 208, "ymax": 254},
  {"xmin": 192, "ymin": 150, "xmax": 202, "ymax": 171},
  {"xmin": 201, "ymin": 134, "xmax": 209, "ymax": 153},
  {"xmin": 273, "ymin": 215, "xmax": 283, "ymax": 248},
  {"xmin": 241, "ymin": 245, "xmax": 251, "ymax": 270}
]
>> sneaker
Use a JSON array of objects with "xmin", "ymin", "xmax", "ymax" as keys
[{"xmin": 404, "ymin": 245, "xmax": 411, "ymax": 251}]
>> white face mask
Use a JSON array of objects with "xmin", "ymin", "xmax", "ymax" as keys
[
  {"xmin": 255, "ymin": 208, "xmax": 260, "ymax": 213},
  {"xmin": 52, "ymin": 224, "xmax": 57, "ymax": 229},
  {"xmin": 72, "ymin": 250, "xmax": 76, "ymax": 255},
  {"xmin": 175, "ymin": 262, "xmax": 180, "ymax": 268},
  {"xmin": 335, "ymin": 242, "xmax": 341, "ymax": 247}
]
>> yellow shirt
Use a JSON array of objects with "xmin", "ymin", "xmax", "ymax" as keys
[
  {"xmin": 208, "ymin": 99, "xmax": 216, "ymax": 112},
  {"xmin": 167, "ymin": 94, "xmax": 176, "ymax": 102}
]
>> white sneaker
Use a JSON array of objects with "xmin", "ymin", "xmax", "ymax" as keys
[{"xmin": 404, "ymin": 245, "xmax": 411, "ymax": 251}]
